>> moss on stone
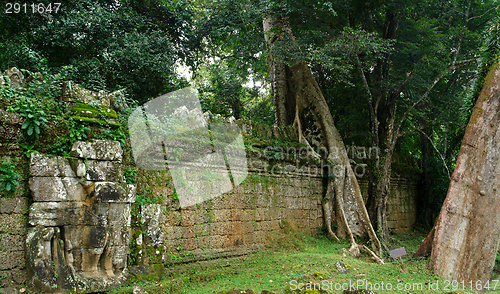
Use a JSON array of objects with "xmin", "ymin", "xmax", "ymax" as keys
[{"xmin": 69, "ymin": 116, "xmax": 121, "ymax": 127}]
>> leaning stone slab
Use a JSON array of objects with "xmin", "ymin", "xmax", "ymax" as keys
[
  {"xmin": 93, "ymin": 182, "xmax": 135, "ymax": 203},
  {"xmin": 71, "ymin": 140, "xmax": 123, "ymax": 162},
  {"xmin": 29, "ymin": 177, "xmax": 86, "ymax": 202},
  {"xmin": 30, "ymin": 153, "xmax": 76, "ymax": 177}
]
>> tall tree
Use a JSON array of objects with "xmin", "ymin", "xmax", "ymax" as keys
[
  {"xmin": 432, "ymin": 59, "xmax": 500, "ymax": 287},
  {"xmin": 263, "ymin": 16, "xmax": 383, "ymax": 258}
]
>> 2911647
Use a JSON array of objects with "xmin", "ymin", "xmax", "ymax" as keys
[{"xmin": 5, "ymin": 3, "xmax": 61, "ymax": 14}]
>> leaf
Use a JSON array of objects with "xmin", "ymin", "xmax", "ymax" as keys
[
  {"xmin": 21, "ymin": 122, "xmax": 29, "ymax": 130},
  {"xmin": 27, "ymin": 126, "xmax": 34, "ymax": 136}
]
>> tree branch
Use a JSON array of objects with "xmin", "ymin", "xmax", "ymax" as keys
[
  {"xmin": 467, "ymin": 5, "xmax": 500, "ymax": 22},
  {"xmin": 418, "ymin": 130, "xmax": 451, "ymax": 179},
  {"xmin": 397, "ymin": 121, "xmax": 451, "ymax": 139},
  {"xmin": 395, "ymin": 59, "xmax": 477, "ymax": 137}
]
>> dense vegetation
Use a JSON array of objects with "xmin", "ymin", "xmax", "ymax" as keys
[{"xmin": 0, "ymin": 0, "xmax": 499, "ymax": 236}]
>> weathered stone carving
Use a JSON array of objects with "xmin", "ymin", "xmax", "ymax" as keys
[
  {"xmin": 26, "ymin": 140, "xmax": 135, "ymax": 293},
  {"xmin": 4, "ymin": 67, "xmax": 25, "ymax": 90}
]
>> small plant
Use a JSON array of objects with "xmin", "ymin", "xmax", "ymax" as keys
[
  {"xmin": 0, "ymin": 159, "xmax": 20, "ymax": 193},
  {"xmin": 124, "ymin": 168, "xmax": 137, "ymax": 184},
  {"xmin": 8, "ymin": 96, "xmax": 49, "ymax": 140},
  {"xmin": 68, "ymin": 118, "xmax": 90, "ymax": 142},
  {"xmin": 20, "ymin": 143, "xmax": 39, "ymax": 158}
]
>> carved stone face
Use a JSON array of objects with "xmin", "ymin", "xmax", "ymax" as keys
[{"xmin": 4, "ymin": 67, "xmax": 24, "ymax": 90}]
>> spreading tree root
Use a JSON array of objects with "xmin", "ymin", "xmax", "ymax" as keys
[{"xmin": 294, "ymin": 109, "xmax": 383, "ymax": 263}]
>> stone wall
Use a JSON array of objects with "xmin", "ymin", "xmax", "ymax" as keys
[
  {"xmin": 358, "ymin": 179, "xmax": 418, "ymax": 233},
  {"xmin": 0, "ymin": 198, "xmax": 28, "ymax": 288},
  {"xmin": 0, "ymin": 109, "xmax": 29, "ymax": 288},
  {"xmin": 132, "ymin": 158, "xmax": 325, "ymax": 267}
]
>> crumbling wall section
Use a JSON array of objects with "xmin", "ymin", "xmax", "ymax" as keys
[{"xmin": 26, "ymin": 140, "xmax": 135, "ymax": 293}]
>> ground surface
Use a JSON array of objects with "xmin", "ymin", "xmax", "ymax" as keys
[{"xmin": 106, "ymin": 229, "xmax": 499, "ymax": 294}]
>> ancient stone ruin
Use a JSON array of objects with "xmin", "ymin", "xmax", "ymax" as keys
[
  {"xmin": 0, "ymin": 68, "xmax": 420, "ymax": 292},
  {"xmin": 26, "ymin": 140, "xmax": 135, "ymax": 292}
]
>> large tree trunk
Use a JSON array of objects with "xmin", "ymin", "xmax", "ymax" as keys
[
  {"xmin": 264, "ymin": 17, "xmax": 382, "ymax": 257},
  {"xmin": 431, "ymin": 62, "xmax": 500, "ymax": 286}
]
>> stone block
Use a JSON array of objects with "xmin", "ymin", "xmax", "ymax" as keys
[
  {"xmin": 213, "ymin": 209, "xmax": 231, "ymax": 222},
  {"xmin": 28, "ymin": 202, "xmax": 84, "ymax": 226},
  {"xmin": 182, "ymin": 238, "xmax": 197, "ymax": 251},
  {"xmin": 164, "ymin": 210, "xmax": 181, "ymax": 226},
  {"xmin": 229, "ymin": 234, "xmax": 244, "ymax": 246},
  {"xmin": 108, "ymin": 226, "xmax": 131, "ymax": 247},
  {"xmin": 230, "ymin": 209, "xmax": 244, "ymax": 221},
  {"xmin": 29, "ymin": 177, "xmax": 87, "ymax": 202},
  {"xmin": 110, "ymin": 246, "xmax": 128, "ymax": 269},
  {"xmin": 212, "ymin": 222, "xmax": 231, "ymax": 236},
  {"xmin": 255, "ymin": 208, "xmax": 270, "ymax": 221},
  {"xmin": 71, "ymin": 159, "xmax": 123, "ymax": 182},
  {"xmin": 0, "ymin": 234, "xmax": 24, "ymax": 251},
  {"xmin": 0, "ymin": 214, "xmax": 26, "ymax": 235},
  {"xmin": 196, "ymin": 236, "xmax": 209, "ymax": 249},
  {"xmin": 64, "ymin": 226, "xmax": 108, "ymax": 249},
  {"xmin": 94, "ymin": 182, "xmax": 135, "ymax": 203},
  {"xmin": 71, "ymin": 140, "xmax": 123, "ymax": 162},
  {"xmin": 209, "ymin": 235, "xmax": 227, "ymax": 248},
  {"xmin": 0, "ymin": 109, "xmax": 24, "ymax": 143},
  {"xmin": 29, "ymin": 153, "xmax": 75, "ymax": 177},
  {"xmin": 0, "ymin": 197, "xmax": 28, "ymax": 214},
  {"xmin": 182, "ymin": 226, "xmax": 195, "ymax": 239},
  {"xmin": 194, "ymin": 224, "xmax": 210, "ymax": 236},
  {"xmin": 108, "ymin": 203, "xmax": 131, "ymax": 226},
  {"xmin": 165, "ymin": 226, "xmax": 183, "ymax": 240},
  {"xmin": 81, "ymin": 202, "xmax": 109, "ymax": 226},
  {"xmin": 0, "ymin": 250, "xmax": 24, "ymax": 271},
  {"xmin": 242, "ymin": 209, "xmax": 256, "ymax": 222},
  {"xmin": 0, "ymin": 267, "xmax": 27, "ymax": 287}
]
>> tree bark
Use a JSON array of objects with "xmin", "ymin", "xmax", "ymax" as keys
[
  {"xmin": 431, "ymin": 62, "xmax": 500, "ymax": 286},
  {"xmin": 264, "ymin": 17, "xmax": 382, "ymax": 257}
]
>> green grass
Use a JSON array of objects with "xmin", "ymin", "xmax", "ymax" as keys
[{"xmin": 107, "ymin": 230, "xmax": 497, "ymax": 294}]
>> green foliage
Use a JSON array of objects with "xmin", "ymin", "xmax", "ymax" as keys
[
  {"xmin": 68, "ymin": 119, "xmax": 90, "ymax": 142},
  {"xmin": 1, "ymin": 0, "xmax": 196, "ymax": 104},
  {"xmin": 0, "ymin": 159, "xmax": 20, "ymax": 193},
  {"xmin": 124, "ymin": 168, "xmax": 137, "ymax": 185},
  {"xmin": 7, "ymin": 94, "xmax": 49, "ymax": 141},
  {"xmin": 20, "ymin": 144, "xmax": 39, "ymax": 159}
]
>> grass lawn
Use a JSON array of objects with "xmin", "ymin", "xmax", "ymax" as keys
[{"xmin": 107, "ymin": 229, "xmax": 497, "ymax": 294}]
